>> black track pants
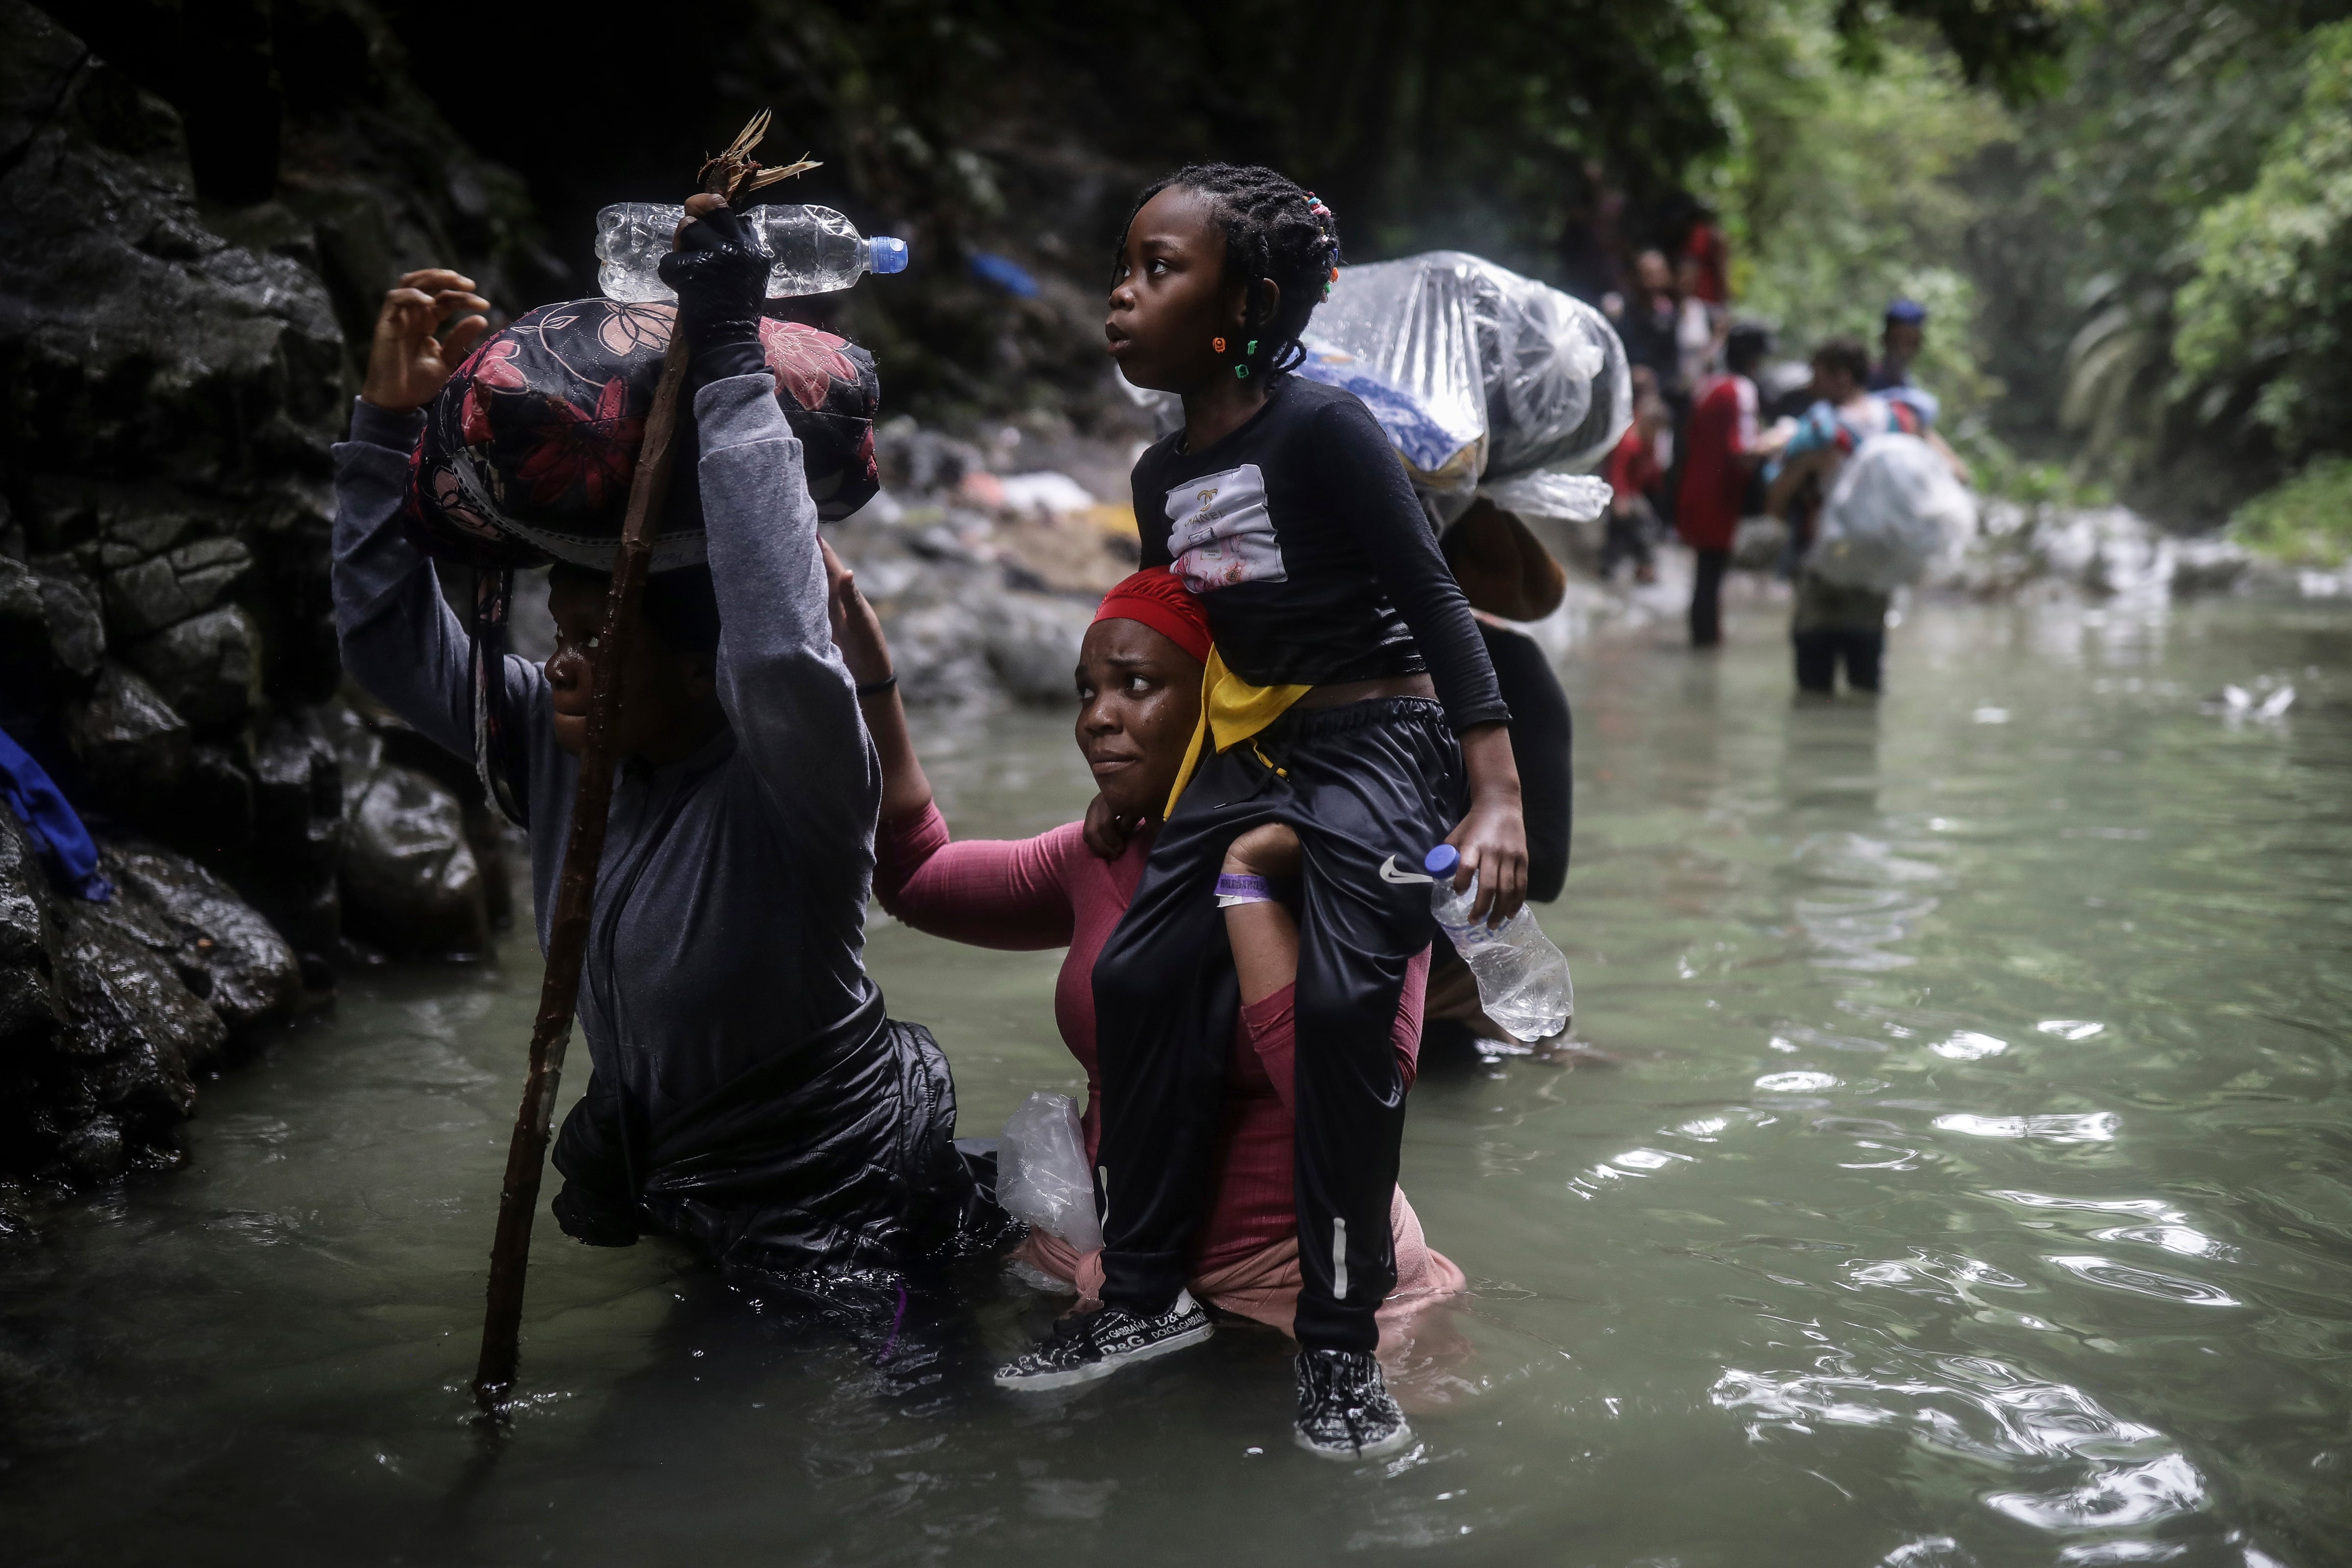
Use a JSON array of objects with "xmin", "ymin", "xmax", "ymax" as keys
[
  {"xmin": 1689, "ymin": 547, "xmax": 1731, "ymax": 646},
  {"xmin": 1093, "ymin": 698, "xmax": 1464, "ymax": 1353},
  {"xmin": 1793, "ymin": 627, "xmax": 1884, "ymax": 693}
]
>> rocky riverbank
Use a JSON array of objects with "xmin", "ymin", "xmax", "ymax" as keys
[{"xmin": 0, "ymin": 0, "xmax": 551, "ymax": 1194}]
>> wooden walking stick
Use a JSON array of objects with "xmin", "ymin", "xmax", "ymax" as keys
[{"xmin": 470, "ymin": 112, "xmax": 820, "ymax": 1416}]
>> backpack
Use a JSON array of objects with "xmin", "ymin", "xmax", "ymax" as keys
[{"xmin": 1810, "ymin": 431, "xmax": 1972, "ymax": 592}]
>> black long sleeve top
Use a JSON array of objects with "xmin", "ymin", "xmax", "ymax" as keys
[{"xmin": 1132, "ymin": 375, "xmax": 1510, "ymax": 733}]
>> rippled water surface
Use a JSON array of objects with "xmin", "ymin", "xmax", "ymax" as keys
[{"xmin": 5, "ymin": 597, "xmax": 2351, "ymax": 1567}]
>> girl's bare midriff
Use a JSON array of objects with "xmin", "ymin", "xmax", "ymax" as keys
[{"xmin": 1292, "ymin": 671, "xmax": 1438, "ymax": 712}]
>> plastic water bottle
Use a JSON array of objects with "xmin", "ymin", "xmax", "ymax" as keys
[
  {"xmin": 595, "ymin": 202, "xmax": 911, "ymax": 303},
  {"xmin": 1424, "ymin": 843, "xmax": 1572, "ymax": 1041}
]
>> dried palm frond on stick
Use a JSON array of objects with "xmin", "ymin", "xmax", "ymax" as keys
[{"xmin": 470, "ymin": 111, "xmax": 813, "ymax": 1418}]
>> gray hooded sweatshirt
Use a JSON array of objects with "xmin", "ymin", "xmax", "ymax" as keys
[{"xmin": 332, "ymin": 375, "xmax": 968, "ymax": 1278}]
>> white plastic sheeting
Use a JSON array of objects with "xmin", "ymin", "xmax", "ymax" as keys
[
  {"xmin": 997, "ymin": 1091, "xmax": 1102, "ymax": 1250},
  {"xmin": 1812, "ymin": 433, "xmax": 1977, "ymax": 592},
  {"xmin": 1301, "ymin": 250, "xmax": 1632, "ymax": 522}
]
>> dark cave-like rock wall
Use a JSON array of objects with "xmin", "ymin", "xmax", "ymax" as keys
[{"xmin": 0, "ymin": 0, "xmax": 535, "ymax": 1187}]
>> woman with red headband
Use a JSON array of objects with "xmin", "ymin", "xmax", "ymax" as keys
[{"xmin": 820, "ymin": 551, "xmax": 1464, "ymax": 1360}]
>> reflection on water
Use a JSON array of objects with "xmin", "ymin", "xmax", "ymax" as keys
[{"xmin": 3, "ymin": 598, "xmax": 2350, "ymax": 1567}]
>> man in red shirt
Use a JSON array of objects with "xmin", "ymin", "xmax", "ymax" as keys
[{"xmin": 1674, "ymin": 322, "xmax": 1776, "ymax": 647}]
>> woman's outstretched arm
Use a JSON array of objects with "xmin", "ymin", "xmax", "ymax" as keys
[
  {"xmin": 821, "ymin": 537, "xmax": 934, "ymax": 827},
  {"xmin": 821, "ymin": 539, "xmax": 1077, "ymax": 949}
]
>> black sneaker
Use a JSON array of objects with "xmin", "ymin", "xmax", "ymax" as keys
[
  {"xmin": 1294, "ymin": 1348, "xmax": 1414, "ymax": 1460},
  {"xmin": 993, "ymin": 1289, "xmax": 1213, "ymax": 1391}
]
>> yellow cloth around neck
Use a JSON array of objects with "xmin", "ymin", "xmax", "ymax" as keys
[{"xmin": 1163, "ymin": 647, "xmax": 1313, "ymax": 818}]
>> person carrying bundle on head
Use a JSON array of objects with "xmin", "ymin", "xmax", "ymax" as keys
[
  {"xmin": 329, "ymin": 213, "xmax": 1002, "ymax": 1327},
  {"xmin": 987, "ymin": 164, "xmax": 1527, "ymax": 1463}
]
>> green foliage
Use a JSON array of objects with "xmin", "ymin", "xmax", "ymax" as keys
[
  {"xmin": 1717, "ymin": 3, "xmax": 2011, "ymax": 338},
  {"xmin": 1962, "ymin": 0, "xmax": 2327, "ymax": 512},
  {"xmin": 1712, "ymin": 4, "xmax": 2017, "ymax": 455},
  {"xmin": 1961, "ymin": 435, "xmax": 2114, "ymax": 507},
  {"xmin": 991, "ymin": 0, "xmax": 1741, "ymax": 272},
  {"xmin": 368, "ymin": 0, "xmax": 2071, "ymax": 420},
  {"xmin": 1834, "ymin": 0, "xmax": 2072, "ymax": 99},
  {"xmin": 2173, "ymin": 21, "xmax": 2352, "ymax": 461},
  {"xmin": 2230, "ymin": 458, "xmax": 2352, "ymax": 564}
]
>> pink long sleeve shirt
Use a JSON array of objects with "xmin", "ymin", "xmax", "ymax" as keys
[{"xmin": 874, "ymin": 803, "xmax": 1427, "ymax": 1274}]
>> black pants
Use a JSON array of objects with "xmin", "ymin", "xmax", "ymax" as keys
[
  {"xmin": 1093, "ymin": 698, "xmax": 1463, "ymax": 1353},
  {"xmin": 1793, "ymin": 628, "xmax": 1884, "ymax": 693},
  {"xmin": 1689, "ymin": 547, "xmax": 1731, "ymax": 646},
  {"xmin": 1600, "ymin": 504, "xmax": 1655, "ymax": 579}
]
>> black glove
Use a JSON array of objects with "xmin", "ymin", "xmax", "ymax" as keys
[{"xmin": 658, "ymin": 202, "xmax": 770, "ymax": 385}]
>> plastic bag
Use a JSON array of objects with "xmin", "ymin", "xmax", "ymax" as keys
[
  {"xmin": 997, "ymin": 1091, "xmax": 1102, "ymax": 1250},
  {"xmin": 1811, "ymin": 433, "xmax": 1975, "ymax": 592},
  {"xmin": 1475, "ymin": 470, "xmax": 1615, "ymax": 524},
  {"xmin": 1302, "ymin": 251, "xmax": 1632, "ymax": 521}
]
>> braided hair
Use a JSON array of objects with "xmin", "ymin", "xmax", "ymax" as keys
[{"xmin": 1115, "ymin": 162, "xmax": 1342, "ymax": 378}]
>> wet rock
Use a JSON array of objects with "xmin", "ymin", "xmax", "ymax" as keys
[
  {"xmin": 35, "ymin": 564, "xmax": 106, "ymax": 680},
  {"xmin": 0, "ymin": 558, "xmax": 49, "ymax": 678},
  {"xmin": 54, "ymin": 1113, "xmax": 126, "ymax": 1185},
  {"xmin": 375, "ymin": 723, "xmax": 517, "ymax": 931},
  {"xmin": 120, "ymin": 604, "xmax": 261, "ymax": 730},
  {"xmin": 178, "ymin": 743, "xmax": 256, "ymax": 855},
  {"xmin": 876, "ymin": 418, "xmax": 986, "ymax": 495},
  {"xmin": 0, "ymin": 795, "xmax": 306, "ymax": 1185},
  {"xmin": 2171, "ymin": 537, "xmax": 2253, "ymax": 596},
  {"xmin": 51, "ymin": 913, "xmax": 218, "ymax": 1122},
  {"xmin": 234, "ymin": 718, "xmax": 344, "ymax": 962},
  {"xmin": 253, "ymin": 720, "xmax": 343, "ymax": 869},
  {"xmin": 94, "ymin": 839, "xmax": 301, "ymax": 1032},
  {"xmin": 340, "ymin": 764, "xmax": 489, "ymax": 956},
  {"xmin": 63, "ymin": 662, "xmax": 189, "ymax": 808},
  {"xmin": 0, "ymin": 802, "xmax": 63, "ymax": 1047},
  {"xmin": 981, "ymin": 592, "xmax": 1094, "ymax": 704},
  {"xmin": 100, "ymin": 537, "xmax": 252, "ymax": 639}
]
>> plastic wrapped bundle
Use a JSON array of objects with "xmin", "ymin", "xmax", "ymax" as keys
[
  {"xmin": 1811, "ymin": 433, "xmax": 1975, "ymax": 592},
  {"xmin": 404, "ymin": 298, "xmax": 882, "ymax": 573},
  {"xmin": 1299, "ymin": 251, "xmax": 1632, "ymax": 523}
]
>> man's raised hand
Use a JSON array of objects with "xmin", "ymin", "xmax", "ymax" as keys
[{"xmin": 361, "ymin": 270, "xmax": 490, "ymax": 413}]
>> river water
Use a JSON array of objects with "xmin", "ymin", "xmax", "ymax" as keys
[{"xmin": 3, "ymin": 596, "xmax": 2349, "ymax": 1567}]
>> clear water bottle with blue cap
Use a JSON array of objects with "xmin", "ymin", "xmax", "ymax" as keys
[
  {"xmin": 594, "ymin": 202, "xmax": 910, "ymax": 304},
  {"xmin": 1424, "ymin": 843, "xmax": 1572, "ymax": 1041}
]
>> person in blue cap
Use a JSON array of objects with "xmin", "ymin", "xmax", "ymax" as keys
[{"xmin": 1868, "ymin": 298, "xmax": 1927, "ymax": 392}]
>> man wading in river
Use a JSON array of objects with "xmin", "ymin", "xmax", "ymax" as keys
[{"xmin": 330, "ymin": 221, "xmax": 998, "ymax": 1320}]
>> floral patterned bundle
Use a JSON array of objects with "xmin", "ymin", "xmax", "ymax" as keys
[{"xmin": 404, "ymin": 297, "xmax": 881, "ymax": 572}]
